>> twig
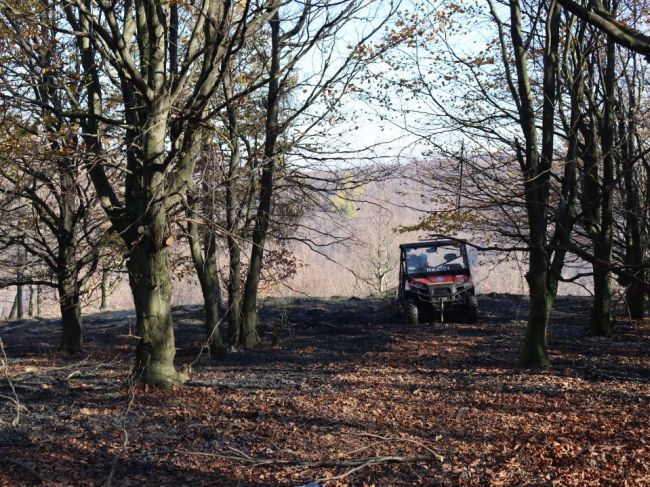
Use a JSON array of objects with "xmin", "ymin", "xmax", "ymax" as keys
[
  {"xmin": 65, "ymin": 370, "xmax": 82, "ymax": 381},
  {"xmin": 179, "ymin": 448, "xmax": 443, "ymax": 482},
  {"xmin": 0, "ymin": 337, "xmax": 23, "ymax": 426},
  {"xmin": 10, "ymin": 353, "xmax": 96, "ymax": 379},
  {"xmin": 333, "ymin": 438, "xmax": 393, "ymax": 459},
  {"xmin": 318, "ymin": 458, "xmax": 380, "ymax": 482},
  {"xmin": 354, "ymin": 432, "xmax": 444, "ymax": 458},
  {"xmin": 187, "ymin": 299, "xmax": 237, "ymax": 369},
  {"xmin": 105, "ymin": 374, "xmax": 136, "ymax": 486},
  {"xmin": 179, "ymin": 431, "xmax": 444, "ymax": 482},
  {"xmin": 181, "ymin": 449, "xmax": 440, "ymax": 467}
]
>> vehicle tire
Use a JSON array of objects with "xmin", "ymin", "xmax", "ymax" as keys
[
  {"xmin": 465, "ymin": 295, "xmax": 479, "ymax": 324},
  {"xmin": 405, "ymin": 301, "xmax": 419, "ymax": 325}
]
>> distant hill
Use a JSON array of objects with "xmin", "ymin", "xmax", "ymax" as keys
[{"xmin": 0, "ymin": 163, "xmax": 593, "ymax": 320}]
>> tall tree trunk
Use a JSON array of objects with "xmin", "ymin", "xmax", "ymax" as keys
[
  {"xmin": 68, "ymin": 0, "xmax": 241, "ymax": 387},
  {"xmin": 15, "ymin": 247, "xmax": 25, "ymax": 320},
  {"xmin": 624, "ymin": 202, "xmax": 645, "ymax": 319},
  {"xmin": 622, "ymin": 153, "xmax": 644, "ymax": 318},
  {"xmin": 227, "ymin": 242, "xmax": 243, "ymax": 346},
  {"xmin": 16, "ymin": 285, "xmax": 24, "ymax": 320},
  {"xmin": 621, "ymin": 58, "xmax": 644, "ymax": 319},
  {"xmin": 36, "ymin": 285, "xmax": 42, "ymax": 317},
  {"xmin": 188, "ymin": 220, "xmax": 225, "ymax": 352},
  {"xmin": 100, "ymin": 268, "xmax": 111, "ymax": 311},
  {"xmin": 509, "ymin": 0, "xmax": 561, "ymax": 367},
  {"xmin": 126, "ymin": 104, "xmax": 183, "ymax": 387},
  {"xmin": 590, "ymin": 31, "xmax": 616, "ymax": 336},
  {"xmin": 222, "ymin": 69, "xmax": 244, "ymax": 347},
  {"xmin": 591, "ymin": 250, "xmax": 613, "ymax": 335},
  {"xmin": 58, "ymin": 275, "xmax": 82, "ymax": 354},
  {"xmin": 8, "ymin": 294, "xmax": 17, "ymax": 320},
  {"xmin": 240, "ymin": 10, "xmax": 281, "ymax": 348},
  {"xmin": 28, "ymin": 285, "xmax": 35, "ymax": 317},
  {"xmin": 58, "ymin": 157, "xmax": 84, "ymax": 353},
  {"xmin": 128, "ymin": 242, "xmax": 182, "ymax": 387},
  {"xmin": 520, "ymin": 240, "xmax": 552, "ymax": 367}
]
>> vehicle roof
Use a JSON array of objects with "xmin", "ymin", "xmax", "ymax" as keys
[{"xmin": 399, "ymin": 239, "xmax": 463, "ymax": 250}]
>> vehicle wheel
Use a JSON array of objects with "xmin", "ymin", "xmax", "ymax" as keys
[
  {"xmin": 405, "ymin": 301, "xmax": 419, "ymax": 325},
  {"xmin": 465, "ymin": 295, "xmax": 479, "ymax": 324}
]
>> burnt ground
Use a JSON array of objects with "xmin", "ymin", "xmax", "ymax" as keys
[{"xmin": 0, "ymin": 293, "xmax": 649, "ymax": 486}]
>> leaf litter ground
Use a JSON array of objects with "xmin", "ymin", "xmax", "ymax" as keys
[{"xmin": 0, "ymin": 294, "xmax": 649, "ymax": 486}]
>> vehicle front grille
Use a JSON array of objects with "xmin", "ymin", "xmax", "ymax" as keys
[{"xmin": 430, "ymin": 286, "xmax": 452, "ymax": 296}]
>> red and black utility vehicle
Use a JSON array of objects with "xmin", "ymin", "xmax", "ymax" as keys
[{"xmin": 398, "ymin": 240, "xmax": 478, "ymax": 324}]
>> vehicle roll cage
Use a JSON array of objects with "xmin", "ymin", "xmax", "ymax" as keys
[
  {"xmin": 398, "ymin": 240, "xmax": 471, "ymax": 302},
  {"xmin": 399, "ymin": 240, "xmax": 470, "ymax": 274}
]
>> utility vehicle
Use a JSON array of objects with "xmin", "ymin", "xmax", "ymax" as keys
[{"xmin": 398, "ymin": 240, "xmax": 478, "ymax": 324}]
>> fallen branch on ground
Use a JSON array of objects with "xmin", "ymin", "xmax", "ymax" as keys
[
  {"xmin": 179, "ymin": 432, "xmax": 444, "ymax": 481},
  {"xmin": 181, "ymin": 449, "xmax": 443, "ymax": 468}
]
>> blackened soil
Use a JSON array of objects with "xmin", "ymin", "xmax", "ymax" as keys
[{"xmin": 1, "ymin": 293, "xmax": 649, "ymax": 486}]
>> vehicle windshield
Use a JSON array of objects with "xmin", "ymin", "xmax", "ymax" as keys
[{"xmin": 405, "ymin": 244, "xmax": 467, "ymax": 275}]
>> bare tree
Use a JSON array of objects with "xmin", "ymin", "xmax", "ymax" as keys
[
  {"xmin": 53, "ymin": 0, "xmax": 279, "ymax": 385},
  {"xmin": 0, "ymin": 10, "xmax": 105, "ymax": 352}
]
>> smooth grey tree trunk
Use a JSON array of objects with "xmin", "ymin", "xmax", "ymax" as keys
[
  {"xmin": 128, "ymin": 243, "xmax": 182, "ymax": 387},
  {"xmin": 507, "ymin": 0, "xmax": 561, "ymax": 367},
  {"xmin": 188, "ymin": 221, "xmax": 225, "ymax": 352},
  {"xmin": 36, "ymin": 285, "xmax": 42, "ymax": 317},
  {"xmin": 8, "ymin": 294, "xmax": 17, "ymax": 320},
  {"xmin": 241, "ymin": 10, "xmax": 282, "ymax": 348},
  {"xmin": 100, "ymin": 269, "xmax": 111, "ymax": 311},
  {"xmin": 589, "ymin": 32, "xmax": 616, "ymax": 336},
  {"xmin": 621, "ymin": 56, "xmax": 645, "ymax": 320}
]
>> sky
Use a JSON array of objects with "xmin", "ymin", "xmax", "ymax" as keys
[{"xmin": 287, "ymin": 0, "xmax": 499, "ymax": 169}]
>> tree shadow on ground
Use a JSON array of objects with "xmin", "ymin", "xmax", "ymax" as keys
[{"xmin": 1, "ymin": 293, "xmax": 650, "ymax": 485}]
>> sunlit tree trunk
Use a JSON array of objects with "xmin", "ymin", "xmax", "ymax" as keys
[
  {"xmin": 620, "ymin": 58, "xmax": 644, "ymax": 320},
  {"xmin": 508, "ymin": 0, "xmax": 561, "ymax": 366},
  {"xmin": 126, "ymin": 103, "xmax": 184, "ymax": 387},
  {"xmin": 188, "ymin": 218, "xmax": 225, "ymax": 352},
  {"xmin": 36, "ymin": 286, "xmax": 42, "ymax": 317},
  {"xmin": 100, "ymin": 269, "xmax": 111, "ymax": 311},
  {"xmin": 241, "ymin": 10, "xmax": 281, "ymax": 348},
  {"xmin": 128, "ymin": 242, "xmax": 179, "ymax": 386},
  {"xmin": 589, "ymin": 33, "xmax": 616, "ymax": 336}
]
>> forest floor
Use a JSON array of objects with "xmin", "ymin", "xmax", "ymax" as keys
[{"xmin": 0, "ymin": 293, "xmax": 649, "ymax": 486}]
